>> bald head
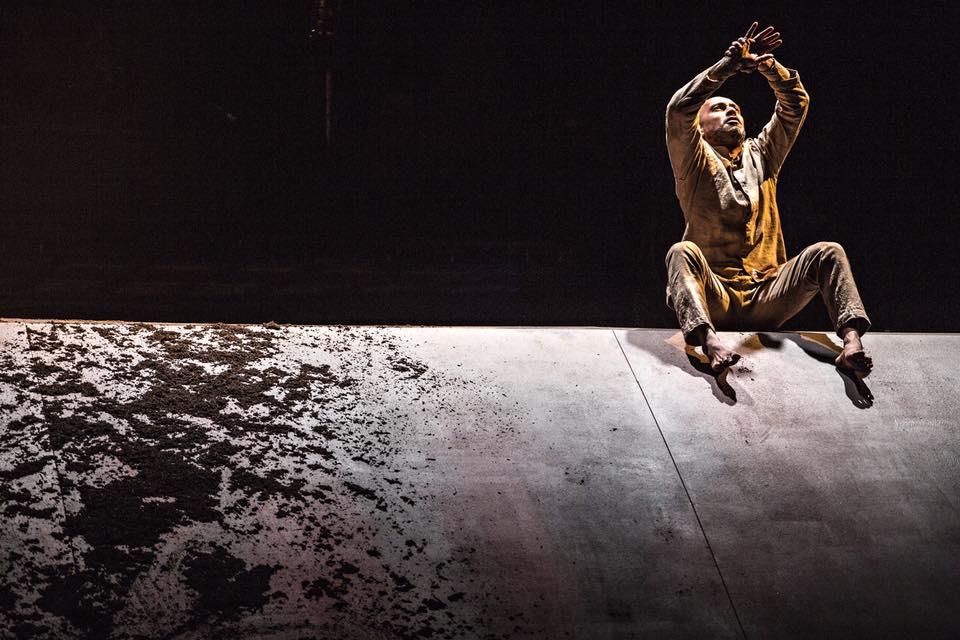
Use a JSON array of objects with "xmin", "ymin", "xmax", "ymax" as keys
[{"xmin": 699, "ymin": 96, "xmax": 745, "ymax": 150}]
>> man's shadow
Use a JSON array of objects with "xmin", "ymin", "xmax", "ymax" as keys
[
  {"xmin": 625, "ymin": 330, "xmax": 873, "ymax": 408},
  {"xmin": 759, "ymin": 332, "xmax": 874, "ymax": 409},
  {"xmin": 625, "ymin": 330, "xmax": 761, "ymax": 406},
  {"xmin": 683, "ymin": 342, "xmax": 741, "ymax": 405}
]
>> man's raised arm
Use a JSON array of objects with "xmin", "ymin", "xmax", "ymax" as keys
[
  {"xmin": 755, "ymin": 60, "xmax": 810, "ymax": 177},
  {"xmin": 665, "ymin": 23, "xmax": 782, "ymax": 180},
  {"xmin": 664, "ymin": 57, "xmax": 737, "ymax": 180}
]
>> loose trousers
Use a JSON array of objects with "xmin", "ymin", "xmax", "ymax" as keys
[{"xmin": 665, "ymin": 241, "xmax": 871, "ymax": 345}]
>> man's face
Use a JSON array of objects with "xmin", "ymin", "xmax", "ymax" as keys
[{"xmin": 699, "ymin": 97, "xmax": 745, "ymax": 148}]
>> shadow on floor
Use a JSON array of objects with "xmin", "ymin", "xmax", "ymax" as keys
[
  {"xmin": 770, "ymin": 332, "xmax": 875, "ymax": 409},
  {"xmin": 623, "ymin": 330, "xmax": 749, "ymax": 406},
  {"xmin": 624, "ymin": 329, "xmax": 874, "ymax": 408}
]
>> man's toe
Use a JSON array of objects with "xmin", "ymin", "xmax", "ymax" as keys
[{"xmin": 839, "ymin": 350, "xmax": 874, "ymax": 375}]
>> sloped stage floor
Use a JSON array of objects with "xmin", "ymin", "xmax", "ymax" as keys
[{"xmin": 1, "ymin": 321, "xmax": 957, "ymax": 639}]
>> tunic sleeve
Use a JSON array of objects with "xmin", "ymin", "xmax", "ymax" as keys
[
  {"xmin": 754, "ymin": 61, "xmax": 810, "ymax": 178},
  {"xmin": 665, "ymin": 58, "xmax": 735, "ymax": 182}
]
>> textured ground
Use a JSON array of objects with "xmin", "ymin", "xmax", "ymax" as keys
[{"xmin": 1, "ymin": 322, "xmax": 958, "ymax": 639}]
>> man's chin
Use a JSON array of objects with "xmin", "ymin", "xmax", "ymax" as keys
[
  {"xmin": 712, "ymin": 129, "xmax": 745, "ymax": 147},
  {"xmin": 723, "ymin": 124, "xmax": 745, "ymax": 138}
]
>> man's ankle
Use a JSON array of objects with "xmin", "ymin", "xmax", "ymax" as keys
[
  {"xmin": 692, "ymin": 324, "xmax": 715, "ymax": 348},
  {"xmin": 702, "ymin": 330, "xmax": 724, "ymax": 355},
  {"xmin": 840, "ymin": 325, "xmax": 862, "ymax": 345}
]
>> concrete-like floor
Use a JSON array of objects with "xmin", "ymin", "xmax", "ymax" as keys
[{"xmin": 1, "ymin": 321, "xmax": 957, "ymax": 639}]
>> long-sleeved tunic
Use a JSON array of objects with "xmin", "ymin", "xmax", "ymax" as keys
[{"xmin": 665, "ymin": 58, "xmax": 810, "ymax": 284}]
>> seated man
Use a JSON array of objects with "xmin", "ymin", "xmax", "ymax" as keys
[{"xmin": 664, "ymin": 22, "xmax": 872, "ymax": 373}]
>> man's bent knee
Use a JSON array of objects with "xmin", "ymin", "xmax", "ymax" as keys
[
  {"xmin": 665, "ymin": 240, "xmax": 703, "ymax": 267},
  {"xmin": 810, "ymin": 241, "xmax": 847, "ymax": 262}
]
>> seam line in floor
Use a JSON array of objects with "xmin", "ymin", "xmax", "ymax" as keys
[{"xmin": 612, "ymin": 329, "xmax": 747, "ymax": 640}]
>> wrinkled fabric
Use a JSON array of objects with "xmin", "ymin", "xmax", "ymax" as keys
[
  {"xmin": 666, "ymin": 240, "xmax": 871, "ymax": 344},
  {"xmin": 665, "ymin": 58, "xmax": 809, "ymax": 283},
  {"xmin": 663, "ymin": 58, "xmax": 870, "ymax": 342}
]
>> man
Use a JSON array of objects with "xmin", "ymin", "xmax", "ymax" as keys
[{"xmin": 664, "ymin": 22, "xmax": 872, "ymax": 374}]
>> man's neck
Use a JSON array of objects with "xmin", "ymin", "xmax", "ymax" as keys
[{"xmin": 713, "ymin": 143, "xmax": 744, "ymax": 162}]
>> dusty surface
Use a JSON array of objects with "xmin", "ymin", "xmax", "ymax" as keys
[
  {"xmin": 1, "ymin": 322, "xmax": 540, "ymax": 639},
  {"xmin": 2, "ymin": 322, "xmax": 959, "ymax": 639}
]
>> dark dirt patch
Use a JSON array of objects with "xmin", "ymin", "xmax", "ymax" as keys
[
  {"xmin": 183, "ymin": 545, "xmax": 277, "ymax": 620},
  {"xmin": 0, "ymin": 322, "xmax": 532, "ymax": 639}
]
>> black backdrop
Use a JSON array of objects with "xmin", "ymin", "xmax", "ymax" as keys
[{"xmin": 1, "ymin": 1, "xmax": 957, "ymax": 329}]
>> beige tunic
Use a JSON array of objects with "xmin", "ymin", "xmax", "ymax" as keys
[{"xmin": 665, "ymin": 58, "xmax": 809, "ymax": 285}]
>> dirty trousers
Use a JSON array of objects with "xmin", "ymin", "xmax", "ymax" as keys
[{"xmin": 665, "ymin": 241, "xmax": 871, "ymax": 345}]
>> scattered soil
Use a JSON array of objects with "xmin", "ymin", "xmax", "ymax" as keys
[{"xmin": 0, "ymin": 322, "xmax": 533, "ymax": 639}]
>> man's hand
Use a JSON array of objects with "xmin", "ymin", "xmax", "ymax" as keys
[{"xmin": 724, "ymin": 22, "xmax": 782, "ymax": 73}]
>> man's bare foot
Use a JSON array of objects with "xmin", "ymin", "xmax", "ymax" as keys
[
  {"xmin": 835, "ymin": 327, "xmax": 873, "ymax": 375},
  {"xmin": 701, "ymin": 328, "xmax": 741, "ymax": 372}
]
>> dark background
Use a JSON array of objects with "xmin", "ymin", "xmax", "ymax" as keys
[{"xmin": 0, "ymin": 1, "xmax": 956, "ymax": 328}]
